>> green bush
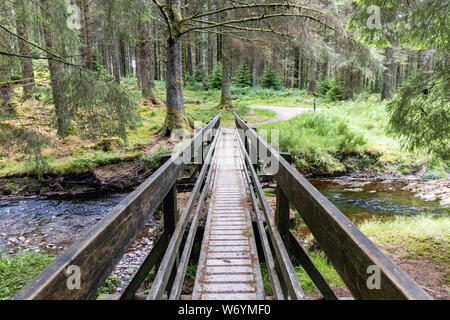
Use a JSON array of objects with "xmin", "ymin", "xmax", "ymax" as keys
[
  {"xmin": 325, "ymin": 77, "xmax": 347, "ymax": 101},
  {"xmin": 317, "ymin": 79, "xmax": 331, "ymax": 97},
  {"xmin": 140, "ymin": 146, "xmax": 170, "ymax": 169},
  {"xmin": 258, "ymin": 112, "xmax": 367, "ymax": 173},
  {"xmin": 232, "ymin": 64, "xmax": 252, "ymax": 88},
  {"xmin": 193, "ymin": 66, "xmax": 206, "ymax": 84},
  {"xmin": 261, "ymin": 65, "xmax": 283, "ymax": 90},
  {"xmin": 208, "ymin": 62, "xmax": 222, "ymax": 89}
]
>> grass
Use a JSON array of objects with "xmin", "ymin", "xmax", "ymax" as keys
[
  {"xmin": 254, "ymin": 93, "xmax": 431, "ymax": 174},
  {"xmin": 0, "ymin": 251, "xmax": 127, "ymax": 300},
  {"xmin": 260, "ymin": 251, "xmax": 345, "ymax": 296},
  {"xmin": 360, "ymin": 214, "xmax": 450, "ymax": 266},
  {"xmin": 0, "ymin": 251, "xmax": 54, "ymax": 300}
]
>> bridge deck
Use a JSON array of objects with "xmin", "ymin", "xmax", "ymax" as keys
[{"xmin": 192, "ymin": 129, "xmax": 264, "ymax": 300}]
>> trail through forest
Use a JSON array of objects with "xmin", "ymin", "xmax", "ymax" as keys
[{"xmin": 249, "ymin": 105, "xmax": 316, "ymax": 125}]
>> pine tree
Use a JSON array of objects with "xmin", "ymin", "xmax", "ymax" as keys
[
  {"xmin": 261, "ymin": 65, "xmax": 283, "ymax": 90},
  {"xmin": 233, "ymin": 64, "xmax": 252, "ymax": 88}
]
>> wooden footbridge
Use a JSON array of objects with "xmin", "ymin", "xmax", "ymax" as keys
[{"xmin": 14, "ymin": 114, "xmax": 431, "ymax": 300}]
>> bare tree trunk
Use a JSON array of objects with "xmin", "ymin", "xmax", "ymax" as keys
[
  {"xmin": 219, "ymin": 2, "xmax": 232, "ymax": 108},
  {"xmin": 81, "ymin": 0, "xmax": 93, "ymax": 70},
  {"xmin": 14, "ymin": 0, "xmax": 35, "ymax": 97},
  {"xmin": 41, "ymin": 3, "xmax": 69, "ymax": 137},
  {"xmin": 111, "ymin": 35, "xmax": 121, "ymax": 84},
  {"xmin": 184, "ymin": 0, "xmax": 193, "ymax": 78},
  {"xmin": 381, "ymin": 47, "xmax": 393, "ymax": 101},
  {"xmin": 309, "ymin": 62, "xmax": 319, "ymax": 95},
  {"xmin": 138, "ymin": 21, "xmax": 159, "ymax": 105},
  {"xmin": 162, "ymin": 0, "xmax": 189, "ymax": 135}
]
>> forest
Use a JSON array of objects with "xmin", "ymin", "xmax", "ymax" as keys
[{"xmin": 0, "ymin": 0, "xmax": 449, "ymax": 301}]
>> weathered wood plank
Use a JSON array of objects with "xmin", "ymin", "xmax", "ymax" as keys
[
  {"xmin": 235, "ymin": 114, "xmax": 431, "ymax": 300},
  {"xmin": 235, "ymin": 125, "xmax": 305, "ymax": 300},
  {"xmin": 239, "ymin": 142, "xmax": 284, "ymax": 300},
  {"xmin": 14, "ymin": 114, "xmax": 221, "ymax": 300},
  {"xmin": 147, "ymin": 123, "xmax": 221, "ymax": 300},
  {"xmin": 169, "ymin": 130, "xmax": 220, "ymax": 300},
  {"xmin": 119, "ymin": 233, "xmax": 169, "ymax": 300}
]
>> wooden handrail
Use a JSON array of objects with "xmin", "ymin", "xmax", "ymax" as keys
[
  {"xmin": 234, "ymin": 113, "xmax": 431, "ymax": 300},
  {"xmin": 14, "ymin": 114, "xmax": 221, "ymax": 300}
]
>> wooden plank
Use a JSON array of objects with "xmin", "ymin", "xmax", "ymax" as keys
[
  {"xmin": 286, "ymin": 231, "xmax": 338, "ymax": 300},
  {"xmin": 147, "ymin": 121, "xmax": 221, "ymax": 300},
  {"xmin": 163, "ymin": 185, "xmax": 178, "ymax": 236},
  {"xmin": 239, "ymin": 143, "xmax": 284, "ymax": 300},
  {"xmin": 14, "ymin": 114, "xmax": 220, "ymax": 300},
  {"xmin": 119, "ymin": 233, "xmax": 169, "ymax": 300},
  {"xmin": 235, "ymin": 125, "xmax": 305, "ymax": 300},
  {"xmin": 235, "ymin": 113, "xmax": 431, "ymax": 300},
  {"xmin": 168, "ymin": 130, "xmax": 220, "ymax": 300},
  {"xmin": 275, "ymin": 186, "xmax": 290, "ymax": 242}
]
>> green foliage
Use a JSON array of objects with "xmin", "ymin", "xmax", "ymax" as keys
[
  {"xmin": 258, "ymin": 112, "xmax": 367, "ymax": 173},
  {"xmin": 0, "ymin": 123, "xmax": 50, "ymax": 180},
  {"xmin": 140, "ymin": 146, "xmax": 170, "ymax": 169},
  {"xmin": 317, "ymin": 79, "xmax": 331, "ymax": 97},
  {"xmin": 192, "ymin": 66, "xmax": 206, "ymax": 85},
  {"xmin": 63, "ymin": 69, "xmax": 140, "ymax": 142},
  {"xmin": 360, "ymin": 215, "xmax": 450, "ymax": 265},
  {"xmin": 208, "ymin": 62, "xmax": 222, "ymax": 89},
  {"xmin": 232, "ymin": 63, "xmax": 252, "ymax": 88},
  {"xmin": 63, "ymin": 151, "xmax": 124, "ymax": 174},
  {"xmin": 0, "ymin": 252, "xmax": 53, "ymax": 300},
  {"xmin": 260, "ymin": 65, "xmax": 283, "ymax": 90},
  {"xmin": 96, "ymin": 274, "xmax": 121, "ymax": 296},
  {"xmin": 325, "ymin": 77, "xmax": 347, "ymax": 101},
  {"xmin": 294, "ymin": 251, "xmax": 344, "ymax": 293},
  {"xmin": 387, "ymin": 69, "xmax": 450, "ymax": 161}
]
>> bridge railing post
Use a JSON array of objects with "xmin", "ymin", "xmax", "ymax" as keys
[{"xmin": 275, "ymin": 185, "xmax": 290, "ymax": 244}]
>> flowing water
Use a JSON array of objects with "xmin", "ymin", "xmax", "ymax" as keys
[
  {"xmin": 0, "ymin": 193, "xmax": 153, "ymax": 254},
  {"xmin": 311, "ymin": 179, "xmax": 449, "ymax": 223},
  {"xmin": 0, "ymin": 179, "xmax": 448, "ymax": 255}
]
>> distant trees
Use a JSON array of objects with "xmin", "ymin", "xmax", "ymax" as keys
[{"xmin": 350, "ymin": 0, "xmax": 449, "ymax": 160}]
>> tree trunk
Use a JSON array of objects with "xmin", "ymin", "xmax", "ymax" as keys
[
  {"xmin": 41, "ymin": 4, "xmax": 69, "ymax": 137},
  {"xmin": 381, "ymin": 47, "xmax": 393, "ymax": 101},
  {"xmin": 138, "ymin": 21, "xmax": 159, "ymax": 105},
  {"xmin": 81, "ymin": 0, "xmax": 93, "ymax": 70},
  {"xmin": 219, "ymin": 3, "xmax": 232, "ymax": 109},
  {"xmin": 14, "ymin": 0, "xmax": 35, "ymax": 97},
  {"xmin": 308, "ymin": 62, "xmax": 319, "ymax": 95},
  {"xmin": 184, "ymin": 0, "xmax": 193, "ymax": 78},
  {"xmin": 111, "ymin": 35, "xmax": 121, "ymax": 84},
  {"xmin": 165, "ymin": 34, "xmax": 189, "ymax": 134}
]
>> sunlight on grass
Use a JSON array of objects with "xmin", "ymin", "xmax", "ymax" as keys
[{"xmin": 360, "ymin": 214, "xmax": 450, "ymax": 265}]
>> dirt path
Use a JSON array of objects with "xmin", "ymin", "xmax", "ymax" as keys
[{"xmin": 249, "ymin": 105, "xmax": 316, "ymax": 125}]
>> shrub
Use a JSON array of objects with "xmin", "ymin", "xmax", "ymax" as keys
[
  {"xmin": 317, "ymin": 79, "xmax": 331, "ymax": 97},
  {"xmin": 261, "ymin": 65, "xmax": 283, "ymax": 90},
  {"xmin": 208, "ymin": 62, "xmax": 222, "ymax": 89},
  {"xmin": 232, "ymin": 63, "xmax": 252, "ymax": 88},
  {"xmin": 193, "ymin": 66, "xmax": 206, "ymax": 84},
  {"xmin": 325, "ymin": 77, "xmax": 347, "ymax": 101},
  {"xmin": 140, "ymin": 146, "xmax": 170, "ymax": 169}
]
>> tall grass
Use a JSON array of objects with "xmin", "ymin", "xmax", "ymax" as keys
[
  {"xmin": 360, "ymin": 215, "xmax": 450, "ymax": 265},
  {"xmin": 258, "ymin": 112, "xmax": 367, "ymax": 173},
  {"xmin": 0, "ymin": 252, "xmax": 53, "ymax": 300}
]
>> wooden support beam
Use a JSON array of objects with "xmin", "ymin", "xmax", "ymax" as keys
[{"xmin": 163, "ymin": 184, "xmax": 178, "ymax": 236}]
